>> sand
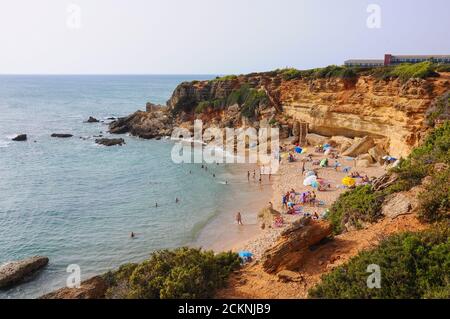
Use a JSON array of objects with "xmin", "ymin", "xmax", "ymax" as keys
[{"xmin": 231, "ymin": 149, "xmax": 387, "ymax": 259}]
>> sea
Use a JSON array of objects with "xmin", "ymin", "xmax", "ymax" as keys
[{"xmin": 0, "ymin": 75, "xmax": 272, "ymax": 299}]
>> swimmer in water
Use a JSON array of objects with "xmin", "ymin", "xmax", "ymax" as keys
[
  {"xmin": 130, "ymin": 232, "xmax": 135, "ymax": 238},
  {"xmin": 176, "ymin": 197, "xmax": 179, "ymax": 203}
]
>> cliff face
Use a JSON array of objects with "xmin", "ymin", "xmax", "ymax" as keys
[{"xmin": 166, "ymin": 72, "xmax": 450, "ymax": 157}]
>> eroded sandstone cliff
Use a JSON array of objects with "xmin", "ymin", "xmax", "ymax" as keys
[{"xmin": 110, "ymin": 71, "xmax": 450, "ymax": 158}]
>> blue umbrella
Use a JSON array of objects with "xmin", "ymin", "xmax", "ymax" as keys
[
  {"xmin": 295, "ymin": 147, "xmax": 302, "ymax": 153},
  {"xmin": 238, "ymin": 251, "xmax": 253, "ymax": 258}
]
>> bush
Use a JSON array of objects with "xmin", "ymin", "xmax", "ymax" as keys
[
  {"xmin": 418, "ymin": 168, "xmax": 450, "ymax": 223},
  {"xmin": 105, "ymin": 248, "xmax": 240, "ymax": 299},
  {"xmin": 426, "ymin": 92, "xmax": 450, "ymax": 127},
  {"xmin": 309, "ymin": 225, "xmax": 450, "ymax": 299},
  {"xmin": 327, "ymin": 185, "xmax": 384, "ymax": 234},
  {"xmin": 213, "ymin": 75, "xmax": 238, "ymax": 82},
  {"xmin": 372, "ymin": 62, "xmax": 439, "ymax": 82},
  {"xmin": 435, "ymin": 64, "xmax": 450, "ymax": 73},
  {"xmin": 279, "ymin": 66, "xmax": 358, "ymax": 81}
]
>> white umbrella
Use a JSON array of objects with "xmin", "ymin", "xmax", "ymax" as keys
[{"xmin": 303, "ymin": 175, "xmax": 317, "ymax": 186}]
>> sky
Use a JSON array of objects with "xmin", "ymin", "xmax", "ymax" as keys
[{"xmin": 0, "ymin": 0, "xmax": 449, "ymax": 74}]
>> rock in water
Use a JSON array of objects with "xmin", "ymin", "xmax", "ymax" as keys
[
  {"xmin": 95, "ymin": 138, "xmax": 125, "ymax": 146},
  {"xmin": 12, "ymin": 134, "xmax": 27, "ymax": 141},
  {"xmin": 40, "ymin": 276, "xmax": 108, "ymax": 299},
  {"xmin": 262, "ymin": 218, "xmax": 332, "ymax": 274},
  {"xmin": 0, "ymin": 256, "xmax": 49, "ymax": 288},
  {"xmin": 51, "ymin": 133, "xmax": 73, "ymax": 138},
  {"xmin": 86, "ymin": 116, "xmax": 99, "ymax": 123}
]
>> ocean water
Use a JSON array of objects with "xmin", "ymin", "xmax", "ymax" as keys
[{"xmin": 0, "ymin": 75, "xmax": 272, "ymax": 299}]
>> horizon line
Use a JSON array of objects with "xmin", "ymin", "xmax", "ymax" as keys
[{"xmin": 0, "ymin": 73, "xmax": 223, "ymax": 76}]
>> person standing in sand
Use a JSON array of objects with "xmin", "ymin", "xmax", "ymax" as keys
[
  {"xmin": 247, "ymin": 171, "xmax": 250, "ymax": 181},
  {"xmin": 235, "ymin": 212, "xmax": 243, "ymax": 225}
]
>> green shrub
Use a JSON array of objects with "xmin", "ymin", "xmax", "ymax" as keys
[
  {"xmin": 418, "ymin": 168, "xmax": 450, "ymax": 223},
  {"xmin": 426, "ymin": 92, "xmax": 449, "ymax": 127},
  {"xmin": 372, "ymin": 62, "xmax": 439, "ymax": 82},
  {"xmin": 327, "ymin": 185, "xmax": 384, "ymax": 234},
  {"xmin": 279, "ymin": 68, "xmax": 304, "ymax": 80},
  {"xmin": 106, "ymin": 248, "xmax": 240, "ymax": 299},
  {"xmin": 213, "ymin": 75, "xmax": 238, "ymax": 82},
  {"xmin": 279, "ymin": 66, "xmax": 358, "ymax": 81},
  {"xmin": 435, "ymin": 64, "xmax": 450, "ymax": 73},
  {"xmin": 308, "ymin": 225, "xmax": 450, "ymax": 299}
]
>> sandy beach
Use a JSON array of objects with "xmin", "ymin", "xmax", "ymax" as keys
[{"xmin": 228, "ymin": 146, "xmax": 387, "ymax": 259}]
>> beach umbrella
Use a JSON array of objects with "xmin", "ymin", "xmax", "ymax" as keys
[
  {"xmin": 295, "ymin": 147, "xmax": 302, "ymax": 154},
  {"xmin": 303, "ymin": 175, "xmax": 317, "ymax": 186},
  {"xmin": 311, "ymin": 181, "xmax": 319, "ymax": 188},
  {"xmin": 305, "ymin": 171, "xmax": 316, "ymax": 177},
  {"xmin": 342, "ymin": 176, "xmax": 356, "ymax": 187},
  {"xmin": 238, "ymin": 251, "xmax": 253, "ymax": 258}
]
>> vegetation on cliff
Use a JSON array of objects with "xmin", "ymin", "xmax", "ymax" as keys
[
  {"xmin": 103, "ymin": 248, "xmax": 240, "ymax": 299},
  {"xmin": 195, "ymin": 84, "xmax": 269, "ymax": 118},
  {"xmin": 278, "ymin": 61, "xmax": 446, "ymax": 83},
  {"xmin": 278, "ymin": 65, "xmax": 358, "ymax": 81},
  {"xmin": 327, "ymin": 121, "xmax": 449, "ymax": 234},
  {"xmin": 327, "ymin": 185, "xmax": 384, "ymax": 235},
  {"xmin": 309, "ymin": 224, "xmax": 450, "ymax": 299},
  {"xmin": 426, "ymin": 92, "xmax": 449, "ymax": 127}
]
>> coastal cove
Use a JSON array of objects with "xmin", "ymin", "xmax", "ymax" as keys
[{"xmin": 0, "ymin": 75, "xmax": 272, "ymax": 299}]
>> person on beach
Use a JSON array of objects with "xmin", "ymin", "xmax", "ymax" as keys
[
  {"xmin": 253, "ymin": 170, "xmax": 256, "ymax": 179},
  {"xmin": 311, "ymin": 191, "xmax": 317, "ymax": 206},
  {"xmin": 334, "ymin": 160, "xmax": 340, "ymax": 171},
  {"xmin": 259, "ymin": 175, "xmax": 262, "ymax": 184},
  {"xmin": 301, "ymin": 162, "xmax": 305, "ymax": 174},
  {"xmin": 235, "ymin": 212, "xmax": 243, "ymax": 225},
  {"xmin": 247, "ymin": 171, "xmax": 250, "ymax": 181},
  {"xmin": 282, "ymin": 194, "xmax": 287, "ymax": 209}
]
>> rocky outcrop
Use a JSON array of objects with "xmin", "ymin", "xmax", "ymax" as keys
[
  {"xmin": 305, "ymin": 133, "xmax": 328, "ymax": 146},
  {"xmin": 342, "ymin": 136, "xmax": 375, "ymax": 157},
  {"xmin": 109, "ymin": 110, "xmax": 172, "ymax": 139},
  {"xmin": 95, "ymin": 138, "xmax": 125, "ymax": 146},
  {"xmin": 12, "ymin": 134, "xmax": 27, "ymax": 141},
  {"xmin": 114, "ymin": 71, "xmax": 450, "ymax": 156},
  {"xmin": 0, "ymin": 256, "xmax": 49, "ymax": 288},
  {"xmin": 262, "ymin": 218, "xmax": 332, "ymax": 274},
  {"xmin": 281, "ymin": 76, "xmax": 450, "ymax": 157},
  {"xmin": 86, "ymin": 116, "xmax": 99, "ymax": 123},
  {"xmin": 51, "ymin": 133, "xmax": 73, "ymax": 138},
  {"xmin": 40, "ymin": 276, "xmax": 107, "ymax": 299}
]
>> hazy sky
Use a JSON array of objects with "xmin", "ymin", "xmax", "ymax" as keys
[{"xmin": 1, "ymin": 0, "xmax": 449, "ymax": 74}]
